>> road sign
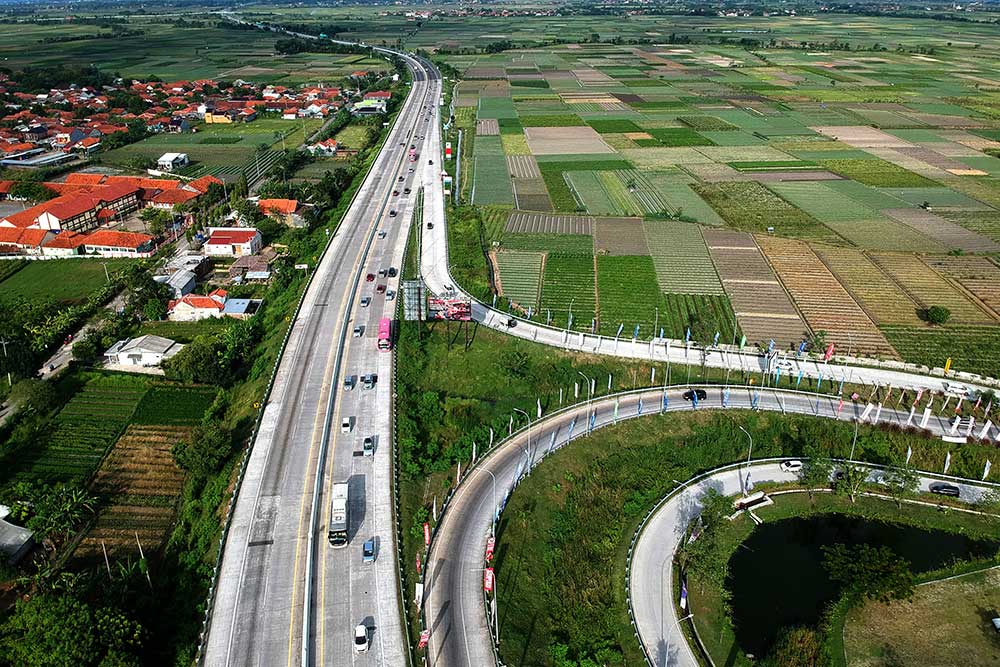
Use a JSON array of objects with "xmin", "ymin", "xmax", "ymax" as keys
[
  {"xmin": 401, "ymin": 280, "xmax": 426, "ymax": 320},
  {"xmin": 428, "ymin": 295, "xmax": 472, "ymax": 321}
]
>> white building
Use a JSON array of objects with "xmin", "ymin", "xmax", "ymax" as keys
[
  {"xmin": 103, "ymin": 335, "xmax": 184, "ymax": 368},
  {"xmin": 204, "ymin": 227, "xmax": 262, "ymax": 257},
  {"xmin": 157, "ymin": 152, "xmax": 190, "ymax": 171}
]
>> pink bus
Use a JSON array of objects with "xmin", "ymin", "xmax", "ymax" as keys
[{"xmin": 377, "ymin": 317, "xmax": 393, "ymax": 351}]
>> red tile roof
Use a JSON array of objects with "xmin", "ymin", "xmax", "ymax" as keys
[
  {"xmin": 151, "ymin": 188, "xmax": 198, "ymax": 206},
  {"xmin": 0, "ymin": 227, "xmax": 48, "ymax": 247},
  {"xmin": 188, "ymin": 175, "xmax": 223, "ymax": 194},
  {"xmin": 207, "ymin": 228, "xmax": 259, "ymax": 245},
  {"xmin": 43, "ymin": 231, "xmax": 86, "ymax": 249},
  {"xmin": 168, "ymin": 294, "xmax": 225, "ymax": 312},
  {"xmin": 259, "ymin": 199, "xmax": 298, "ymax": 216},
  {"xmin": 83, "ymin": 230, "xmax": 152, "ymax": 249}
]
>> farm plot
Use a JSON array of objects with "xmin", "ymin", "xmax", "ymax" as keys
[
  {"xmin": 868, "ymin": 254, "xmax": 996, "ymax": 325},
  {"xmin": 524, "ymin": 126, "xmax": 614, "ymax": 155},
  {"xmin": 512, "ymin": 177, "xmax": 553, "ymax": 212},
  {"xmin": 704, "ymin": 229, "xmax": 809, "ymax": 347},
  {"xmin": 75, "ymin": 424, "xmax": 191, "ymax": 561},
  {"xmin": 814, "ymin": 248, "xmax": 924, "ymax": 326},
  {"xmin": 818, "ymin": 159, "xmax": 938, "ymax": 188},
  {"xmin": 473, "ymin": 136, "xmax": 514, "ymax": 206},
  {"xmin": 132, "ymin": 385, "xmax": 218, "ymax": 425},
  {"xmin": 495, "ymin": 251, "xmax": 543, "ymax": 311},
  {"xmin": 540, "ymin": 254, "xmax": 596, "ymax": 330},
  {"xmin": 924, "ymin": 256, "xmax": 1000, "ymax": 318},
  {"xmin": 505, "ymin": 211, "xmax": 594, "ymax": 235},
  {"xmin": 882, "ymin": 208, "xmax": 1000, "ymax": 253},
  {"xmin": 758, "ymin": 237, "xmax": 898, "ymax": 358},
  {"xmin": 593, "ymin": 217, "xmax": 649, "ymax": 255},
  {"xmin": 565, "ymin": 171, "xmax": 618, "ymax": 216},
  {"xmin": 643, "ymin": 220, "xmax": 724, "ymax": 295},
  {"xmin": 882, "ymin": 326, "xmax": 1000, "ymax": 380},
  {"xmin": 693, "ymin": 182, "xmax": 840, "ymax": 242},
  {"xmin": 504, "ymin": 233, "xmax": 593, "ymax": 254},
  {"xmin": 596, "ymin": 256, "xmax": 667, "ymax": 338},
  {"xmin": 6, "ymin": 376, "xmax": 148, "ymax": 484},
  {"xmin": 507, "ymin": 155, "xmax": 541, "ymax": 178}
]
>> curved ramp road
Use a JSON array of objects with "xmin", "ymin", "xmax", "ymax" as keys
[
  {"xmin": 202, "ymin": 49, "xmax": 436, "ymax": 667},
  {"xmin": 423, "ymin": 385, "xmax": 989, "ymax": 667}
]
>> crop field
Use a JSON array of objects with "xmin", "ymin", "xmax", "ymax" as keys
[
  {"xmin": 642, "ymin": 220, "xmax": 724, "ymax": 295},
  {"xmin": 503, "ymin": 233, "xmax": 593, "ymax": 255},
  {"xmin": 0, "ymin": 259, "xmax": 130, "ymax": 305},
  {"xmin": 539, "ymin": 254, "xmax": 596, "ymax": 330},
  {"xmin": 504, "ymin": 211, "xmax": 593, "ymax": 235},
  {"xmin": 132, "ymin": 386, "xmax": 219, "ymax": 425},
  {"xmin": 923, "ymin": 256, "xmax": 1000, "ymax": 318},
  {"xmin": 758, "ymin": 237, "xmax": 898, "ymax": 358},
  {"xmin": 6, "ymin": 376, "xmax": 148, "ymax": 485},
  {"xmin": 432, "ymin": 20, "xmax": 1000, "ymax": 376},
  {"xmin": 868, "ymin": 254, "xmax": 996, "ymax": 325},
  {"xmin": 495, "ymin": 251, "xmax": 543, "ymax": 311},
  {"xmin": 883, "ymin": 326, "xmax": 1000, "ymax": 379}
]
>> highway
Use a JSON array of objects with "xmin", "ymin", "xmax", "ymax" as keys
[
  {"xmin": 423, "ymin": 385, "xmax": 996, "ymax": 667},
  {"xmin": 202, "ymin": 49, "xmax": 437, "ymax": 667}
]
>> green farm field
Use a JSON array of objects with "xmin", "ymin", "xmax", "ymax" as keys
[{"xmin": 0, "ymin": 260, "xmax": 131, "ymax": 305}]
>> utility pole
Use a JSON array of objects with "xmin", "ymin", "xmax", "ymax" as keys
[{"xmin": 0, "ymin": 338, "xmax": 11, "ymax": 386}]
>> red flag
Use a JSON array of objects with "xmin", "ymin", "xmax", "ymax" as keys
[
  {"xmin": 823, "ymin": 343, "xmax": 835, "ymax": 362},
  {"xmin": 416, "ymin": 553, "xmax": 421, "ymax": 574},
  {"xmin": 418, "ymin": 630, "xmax": 430, "ymax": 649},
  {"xmin": 913, "ymin": 388, "xmax": 924, "ymax": 406},
  {"xmin": 485, "ymin": 536, "xmax": 496, "ymax": 562},
  {"xmin": 974, "ymin": 396, "xmax": 982, "ymax": 411},
  {"xmin": 955, "ymin": 396, "xmax": 964, "ymax": 414},
  {"xmin": 423, "ymin": 522, "xmax": 430, "ymax": 547},
  {"xmin": 483, "ymin": 567, "xmax": 495, "ymax": 593},
  {"xmin": 837, "ymin": 398, "xmax": 844, "ymax": 417}
]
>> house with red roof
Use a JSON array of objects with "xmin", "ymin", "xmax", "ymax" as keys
[
  {"xmin": 307, "ymin": 138, "xmax": 339, "ymax": 157},
  {"xmin": 258, "ymin": 199, "xmax": 302, "ymax": 226},
  {"xmin": 167, "ymin": 289, "xmax": 228, "ymax": 321},
  {"xmin": 204, "ymin": 227, "xmax": 262, "ymax": 257},
  {"xmin": 0, "ymin": 228, "xmax": 54, "ymax": 255},
  {"xmin": 82, "ymin": 230, "xmax": 154, "ymax": 258},
  {"xmin": 41, "ymin": 230, "xmax": 87, "ymax": 257}
]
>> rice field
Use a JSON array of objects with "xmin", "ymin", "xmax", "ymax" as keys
[
  {"xmin": 642, "ymin": 220, "xmax": 724, "ymax": 295},
  {"xmin": 814, "ymin": 247, "xmax": 924, "ymax": 326},
  {"xmin": 495, "ymin": 251, "xmax": 544, "ymax": 311},
  {"xmin": 539, "ymin": 253, "xmax": 596, "ymax": 330}
]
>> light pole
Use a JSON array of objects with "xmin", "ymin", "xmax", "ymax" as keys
[
  {"xmin": 475, "ymin": 467, "xmax": 499, "ymax": 535},
  {"xmin": 739, "ymin": 425, "xmax": 753, "ymax": 496},
  {"xmin": 578, "ymin": 370, "xmax": 593, "ymax": 430},
  {"xmin": 567, "ymin": 297, "xmax": 574, "ymax": 331},
  {"xmin": 513, "ymin": 407, "xmax": 532, "ymax": 470},
  {"xmin": 849, "ymin": 417, "xmax": 859, "ymax": 460}
]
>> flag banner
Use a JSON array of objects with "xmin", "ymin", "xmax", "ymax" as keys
[
  {"xmin": 418, "ymin": 630, "xmax": 430, "ymax": 649},
  {"xmin": 680, "ymin": 581, "xmax": 688, "ymax": 611},
  {"xmin": 975, "ymin": 396, "xmax": 982, "ymax": 411},
  {"xmin": 986, "ymin": 401, "xmax": 993, "ymax": 419},
  {"xmin": 692, "ymin": 392, "xmax": 698, "ymax": 409},
  {"xmin": 775, "ymin": 367, "xmax": 782, "ymax": 384},
  {"xmin": 942, "ymin": 395, "xmax": 952, "ymax": 411},
  {"xmin": 508, "ymin": 415, "xmax": 513, "ymax": 435},
  {"xmin": 966, "ymin": 417, "xmax": 976, "ymax": 437},
  {"xmin": 919, "ymin": 408, "xmax": 932, "ymax": 429},
  {"xmin": 944, "ymin": 357, "xmax": 952, "ymax": 374},
  {"xmin": 722, "ymin": 389, "xmax": 730, "ymax": 408},
  {"xmin": 686, "ymin": 327, "xmax": 691, "ymax": 343},
  {"xmin": 433, "ymin": 496, "xmax": 437, "ymax": 522},
  {"xmin": 798, "ymin": 340, "xmax": 808, "ymax": 354},
  {"xmin": 423, "ymin": 523, "xmax": 430, "ymax": 547},
  {"xmin": 574, "ymin": 382, "xmax": 579, "ymax": 399},
  {"xmin": 906, "ymin": 445, "xmax": 912, "ymax": 465},
  {"xmin": 944, "ymin": 451, "xmax": 952, "ymax": 475},
  {"xmin": 489, "ymin": 427, "xmax": 494, "ymax": 447},
  {"xmin": 651, "ymin": 367, "xmax": 656, "ymax": 384},
  {"xmin": 416, "ymin": 552, "xmax": 422, "ymax": 574},
  {"xmin": 860, "ymin": 403, "xmax": 874, "ymax": 421},
  {"xmin": 548, "ymin": 430, "xmax": 557, "ymax": 455},
  {"xmin": 567, "ymin": 417, "xmax": 576, "ymax": 438},
  {"xmin": 663, "ymin": 392, "xmax": 669, "ymax": 411},
  {"xmin": 660, "ymin": 327, "xmax": 664, "ymax": 339},
  {"xmin": 739, "ymin": 334, "xmax": 747, "ymax": 349},
  {"xmin": 456, "ymin": 460, "xmax": 462, "ymax": 484},
  {"xmin": 873, "ymin": 403, "xmax": 882, "ymax": 424},
  {"xmin": 956, "ymin": 397, "xmax": 964, "ymax": 414},
  {"xmin": 950, "ymin": 416, "xmax": 960, "ymax": 435},
  {"xmin": 837, "ymin": 398, "xmax": 844, "ymax": 417},
  {"xmin": 483, "ymin": 567, "xmax": 494, "ymax": 593},
  {"xmin": 485, "ymin": 536, "xmax": 496, "ymax": 562},
  {"xmin": 559, "ymin": 388, "xmax": 563, "ymax": 404},
  {"xmin": 906, "ymin": 406, "xmax": 915, "ymax": 426},
  {"xmin": 816, "ymin": 373, "xmax": 823, "ymax": 391},
  {"xmin": 914, "ymin": 388, "xmax": 924, "ymax": 406},
  {"xmin": 796, "ymin": 370, "xmax": 804, "ymax": 389},
  {"xmin": 824, "ymin": 343, "xmax": 835, "ymax": 362},
  {"xmin": 984, "ymin": 459, "xmax": 992, "ymax": 481},
  {"xmin": 768, "ymin": 339, "xmax": 775, "ymax": 353},
  {"xmin": 896, "ymin": 390, "xmax": 904, "ymax": 406},
  {"xmin": 616, "ymin": 323, "xmax": 624, "ymax": 338},
  {"xmin": 567, "ymin": 312, "xmax": 573, "ymax": 329},
  {"xmin": 980, "ymin": 421, "xmax": 993, "ymax": 441},
  {"xmin": 638, "ymin": 397, "xmax": 644, "ymax": 415},
  {"xmin": 713, "ymin": 331, "xmax": 720, "ymax": 346},
  {"xmin": 838, "ymin": 378, "xmax": 845, "ymax": 395},
  {"xmin": 745, "ymin": 471, "xmax": 753, "ymax": 493},
  {"xmin": 613, "ymin": 398, "xmax": 620, "ymax": 420},
  {"xmin": 537, "ymin": 397, "xmax": 542, "ymax": 419},
  {"xmin": 633, "ymin": 325, "xmax": 640, "ymax": 339},
  {"xmin": 472, "ymin": 441, "xmax": 477, "ymax": 463},
  {"xmin": 607, "ymin": 375, "xmax": 612, "ymax": 391},
  {"xmin": 886, "ymin": 386, "xmax": 893, "ymax": 401},
  {"xmin": 589, "ymin": 411, "xmax": 596, "ymax": 430},
  {"xmin": 751, "ymin": 391, "xmax": 760, "ymax": 409}
]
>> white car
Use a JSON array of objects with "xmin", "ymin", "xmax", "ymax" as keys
[
  {"xmin": 341, "ymin": 417, "xmax": 353, "ymax": 434},
  {"xmin": 354, "ymin": 623, "xmax": 369, "ymax": 653},
  {"xmin": 779, "ymin": 460, "xmax": 803, "ymax": 473}
]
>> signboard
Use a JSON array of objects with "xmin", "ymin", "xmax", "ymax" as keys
[
  {"xmin": 418, "ymin": 630, "xmax": 430, "ymax": 649},
  {"xmin": 428, "ymin": 296, "xmax": 472, "ymax": 321},
  {"xmin": 485, "ymin": 536, "xmax": 495, "ymax": 562},
  {"xmin": 423, "ymin": 522, "xmax": 431, "ymax": 547},
  {"xmin": 401, "ymin": 280, "xmax": 426, "ymax": 321},
  {"xmin": 445, "ymin": 141, "xmax": 453, "ymax": 159},
  {"xmin": 483, "ymin": 567, "xmax": 495, "ymax": 593},
  {"xmin": 294, "ymin": 263, "xmax": 309, "ymax": 270}
]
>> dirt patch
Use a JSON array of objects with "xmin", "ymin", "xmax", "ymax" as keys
[
  {"xmin": 624, "ymin": 131, "xmax": 654, "ymax": 141},
  {"xmin": 812, "ymin": 125, "xmax": 914, "ymax": 148},
  {"xmin": 505, "ymin": 211, "xmax": 593, "ymax": 235},
  {"xmin": 593, "ymin": 217, "xmax": 648, "ymax": 255},
  {"xmin": 476, "ymin": 119, "xmax": 500, "ymax": 136},
  {"xmin": 612, "ymin": 92, "xmax": 645, "ymax": 104},
  {"xmin": 523, "ymin": 126, "xmax": 614, "ymax": 155},
  {"xmin": 507, "ymin": 155, "xmax": 541, "ymax": 179}
]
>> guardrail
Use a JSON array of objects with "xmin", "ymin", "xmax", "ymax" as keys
[{"xmin": 193, "ymin": 41, "xmax": 426, "ymax": 666}]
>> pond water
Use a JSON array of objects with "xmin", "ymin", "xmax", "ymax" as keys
[{"xmin": 726, "ymin": 513, "xmax": 999, "ymax": 658}]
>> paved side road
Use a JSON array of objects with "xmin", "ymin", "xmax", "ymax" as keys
[{"xmin": 423, "ymin": 385, "xmax": 990, "ymax": 667}]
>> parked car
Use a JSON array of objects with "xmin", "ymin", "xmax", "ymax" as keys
[
  {"xmin": 353, "ymin": 326, "xmax": 364, "ymax": 337},
  {"xmin": 362, "ymin": 373, "xmax": 378, "ymax": 390},
  {"xmin": 363, "ymin": 436, "xmax": 375, "ymax": 456},
  {"xmin": 779, "ymin": 460, "xmax": 804, "ymax": 473},
  {"xmin": 366, "ymin": 273, "xmax": 375, "ymax": 282},
  {"xmin": 930, "ymin": 482, "xmax": 961, "ymax": 497},
  {"xmin": 386, "ymin": 290, "xmax": 396, "ymax": 302},
  {"xmin": 360, "ymin": 297, "xmax": 371, "ymax": 308},
  {"xmin": 353, "ymin": 623, "xmax": 369, "ymax": 653},
  {"xmin": 376, "ymin": 284, "xmax": 386, "ymax": 294},
  {"xmin": 362, "ymin": 538, "xmax": 376, "ymax": 563},
  {"xmin": 682, "ymin": 389, "xmax": 708, "ymax": 401},
  {"xmin": 343, "ymin": 375, "xmax": 356, "ymax": 391},
  {"xmin": 377, "ymin": 230, "xmax": 387, "ymax": 239},
  {"xmin": 387, "ymin": 267, "xmax": 398, "ymax": 277},
  {"xmin": 341, "ymin": 417, "xmax": 353, "ymax": 434}
]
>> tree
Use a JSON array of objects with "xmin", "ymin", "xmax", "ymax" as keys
[
  {"xmin": 0, "ymin": 594, "xmax": 98, "ymax": 667},
  {"xmin": 822, "ymin": 543, "xmax": 914, "ymax": 603},
  {"xmin": 880, "ymin": 465, "xmax": 919, "ymax": 507},
  {"xmin": 10, "ymin": 180, "xmax": 56, "ymax": 202},
  {"xmin": 923, "ymin": 305, "xmax": 951, "ymax": 325},
  {"xmin": 800, "ymin": 453, "xmax": 833, "ymax": 493},
  {"xmin": 9, "ymin": 378, "xmax": 57, "ymax": 414},
  {"xmin": 139, "ymin": 207, "xmax": 170, "ymax": 236},
  {"xmin": 810, "ymin": 330, "xmax": 828, "ymax": 351},
  {"xmin": 142, "ymin": 298, "xmax": 166, "ymax": 322},
  {"xmin": 833, "ymin": 463, "xmax": 869, "ymax": 503},
  {"xmin": 172, "ymin": 422, "xmax": 234, "ymax": 480}
]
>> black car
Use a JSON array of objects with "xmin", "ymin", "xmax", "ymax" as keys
[
  {"xmin": 929, "ymin": 483, "xmax": 961, "ymax": 497},
  {"xmin": 682, "ymin": 389, "xmax": 707, "ymax": 401},
  {"xmin": 387, "ymin": 267, "xmax": 397, "ymax": 277}
]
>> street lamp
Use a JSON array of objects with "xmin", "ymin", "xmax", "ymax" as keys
[
  {"xmin": 578, "ymin": 371, "xmax": 593, "ymax": 431},
  {"xmin": 849, "ymin": 417, "xmax": 859, "ymax": 460},
  {"xmin": 739, "ymin": 425, "xmax": 753, "ymax": 496},
  {"xmin": 513, "ymin": 407, "xmax": 532, "ymax": 470}
]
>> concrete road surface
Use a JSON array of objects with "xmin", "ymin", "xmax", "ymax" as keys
[
  {"xmin": 203, "ymin": 51, "xmax": 435, "ymax": 667},
  {"xmin": 424, "ymin": 385, "xmax": 994, "ymax": 667}
]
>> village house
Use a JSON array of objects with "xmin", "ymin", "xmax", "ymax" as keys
[
  {"xmin": 307, "ymin": 138, "xmax": 339, "ymax": 157},
  {"xmin": 104, "ymin": 335, "xmax": 184, "ymax": 368},
  {"xmin": 167, "ymin": 289, "xmax": 229, "ymax": 321},
  {"xmin": 81, "ymin": 230, "xmax": 155, "ymax": 258},
  {"xmin": 258, "ymin": 199, "xmax": 302, "ymax": 226},
  {"xmin": 157, "ymin": 152, "xmax": 189, "ymax": 171},
  {"xmin": 204, "ymin": 227, "xmax": 262, "ymax": 257}
]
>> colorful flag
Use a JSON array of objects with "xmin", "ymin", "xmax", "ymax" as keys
[
  {"xmin": 691, "ymin": 392, "xmax": 698, "ymax": 409},
  {"xmin": 775, "ymin": 366, "xmax": 782, "ymax": 384},
  {"xmin": 817, "ymin": 372, "xmax": 824, "ymax": 391},
  {"xmin": 974, "ymin": 395, "xmax": 982, "ymax": 411},
  {"xmin": 796, "ymin": 370, "xmax": 804, "ymax": 389},
  {"xmin": 589, "ymin": 411, "xmax": 596, "ymax": 430},
  {"xmin": 944, "ymin": 451, "xmax": 952, "ymax": 475},
  {"xmin": 768, "ymin": 339, "xmax": 775, "ymax": 353},
  {"xmin": 633, "ymin": 324, "xmax": 640, "ymax": 339},
  {"xmin": 685, "ymin": 327, "xmax": 691, "ymax": 343},
  {"xmin": 944, "ymin": 357, "xmax": 953, "ymax": 374},
  {"xmin": 739, "ymin": 334, "xmax": 747, "ymax": 349},
  {"xmin": 913, "ymin": 389, "xmax": 924, "ymax": 406},
  {"xmin": 537, "ymin": 397, "xmax": 542, "ymax": 419},
  {"xmin": 722, "ymin": 388, "xmax": 730, "ymax": 408},
  {"xmin": 984, "ymin": 459, "xmax": 992, "ymax": 481},
  {"xmin": 638, "ymin": 397, "xmax": 644, "ymax": 415},
  {"xmin": 680, "ymin": 581, "xmax": 688, "ymax": 611},
  {"xmin": 905, "ymin": 445, "xmax": 912, "ymax": 465},
  {"xmin": 613, "ymin": 398, "xmax": 620, "ymax": 420},
  {"xmin": 824, "ymin": 343, "xmax": 835, "ymax": 362},
  {"xmin": 986, "ymin": 401, "xmax": 993, "ymax": 419},
  {"xmin": 837, "ymin": 398, "xmax": 844, "ymax": 416},
  {"xmin": 713, "ymin": 331, "xmax": 720, "ymax": 346},
  {"xmin": 798, "ymin": 340, "xmax": 808, "ymax": 354},
  {"xmin": 663, "ymin": 392, "xmax": 669, "ymax": 411},
  {"xmin": 955, "ymin": 396, "xmax": 964, "ymax": 414}
]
